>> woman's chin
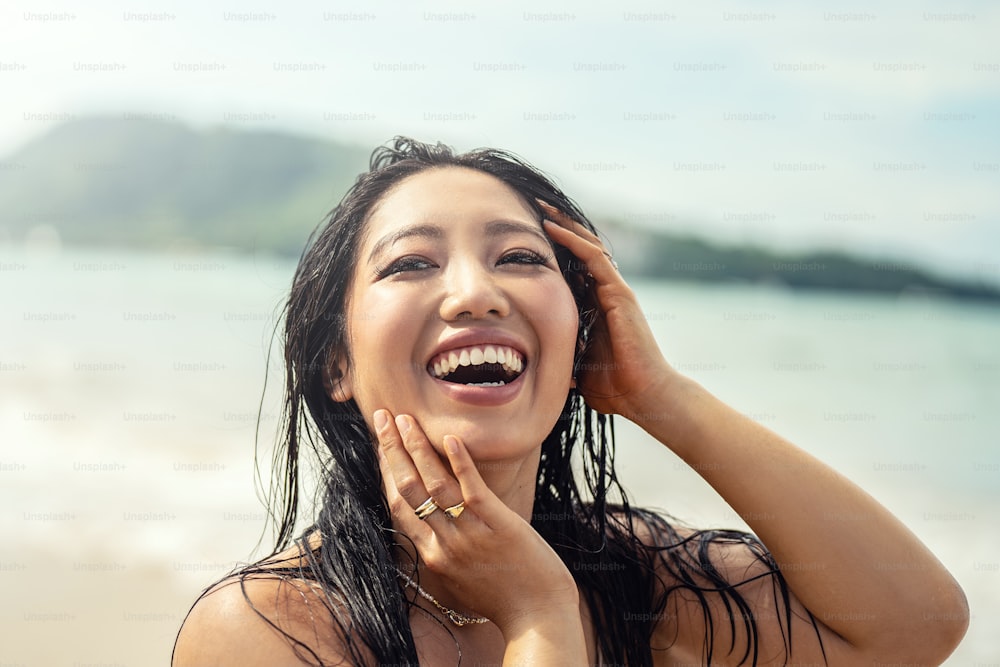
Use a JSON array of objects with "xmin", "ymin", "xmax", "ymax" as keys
[{"xmin": 422, "ymin": 419, "xmax": 546, "ymax": 463}]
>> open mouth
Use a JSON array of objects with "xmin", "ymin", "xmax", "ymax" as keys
[{"xmin": 428, "ymin": 345, "xmax": 525, "ymax": 387}]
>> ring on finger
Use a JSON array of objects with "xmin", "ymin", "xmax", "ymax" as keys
[
  {"xmin": 442, "ymin": 501, "xmax": 466, "ymax": 520},
  {"xmin": 414, "ymin": 497, "xmax": 439, "ymax": 520}
]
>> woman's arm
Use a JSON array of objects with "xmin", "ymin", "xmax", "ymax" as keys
[
  {"xmin": 637, "ymin": 371, "xmax": 968, "ymax": 664},
  {"xmin": 542, "ymin": 203, "xmax": 969, "ymax": 665}
]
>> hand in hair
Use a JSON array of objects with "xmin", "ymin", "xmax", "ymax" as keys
[{"xmin": 540, "ymin": 201, "xmax": 674, "ymax": 420}]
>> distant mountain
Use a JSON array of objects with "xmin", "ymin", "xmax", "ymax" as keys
[
  {"xmin": 1, "ymin": 117, "xmax": 997, "ymax": 302},
  {"xmin": 599, "ymin": 221, "xmax": 1000, "ymax": 302},
  {"xmin": 0, "ymin": 117, "xmax": 370, "ymax": 255}
]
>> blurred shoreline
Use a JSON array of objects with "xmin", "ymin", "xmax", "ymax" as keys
[{"xmin": 4, "ymin": 117, "xmax": 999, "ymax": 298}]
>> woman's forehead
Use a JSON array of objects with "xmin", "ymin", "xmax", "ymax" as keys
[{"xmin": 364, "ymin": 166, "xmax": 538, "ymax": 237}]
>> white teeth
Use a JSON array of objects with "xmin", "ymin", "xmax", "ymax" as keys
[
  {"xmin": 429, "ymin": 344, "xmax": 526, "ymax": 379},
  {"xmin": 468, "ymin": 381, "xmax": 506, "ymax": 387}
]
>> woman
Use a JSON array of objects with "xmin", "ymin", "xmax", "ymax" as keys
[{"xmin": 172, "ymin": 137, "xmax": 968, "ymax": 666}]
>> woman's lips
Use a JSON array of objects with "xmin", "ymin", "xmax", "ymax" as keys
[
  {"xmin": 424, "ymin": 330, "xmax": 531, "ymax": 405},
  {"xmin": 430, "ymin": 369, "xmax": 527, "ymax": 406}
]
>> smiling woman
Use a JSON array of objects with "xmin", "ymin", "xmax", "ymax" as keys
[
  {"xmin": 341, "ymin": 167, "xmax": 579, "ymax": 458},
  {"xmin": 171, "ymin": 137, "xmax": 969, "ymax": 666}
]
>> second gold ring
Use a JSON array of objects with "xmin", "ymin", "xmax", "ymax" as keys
[{"xmin": 443, "ymin": 502, "xmax": 466, "ymax": 519}]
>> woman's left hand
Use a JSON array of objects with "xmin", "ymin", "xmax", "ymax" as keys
[
  {"xmin": 539, "ymin": 201, "xmax": 675, "ymax": 419},
  {"xmin": 374, "ymin": 409, "xmax": 589, "ymax": 659}
]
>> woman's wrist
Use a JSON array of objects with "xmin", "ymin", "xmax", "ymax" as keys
[
  {"xmin": 618, "ymin": 365, "xmax": 702, "ymax": 447},
  {"xmin": 491, "ymin": 586, "xmax": 581, "ymax": 637},
  {"xmin": 499, "ymin": 602, "xmax": 588, "ymax": 666}
]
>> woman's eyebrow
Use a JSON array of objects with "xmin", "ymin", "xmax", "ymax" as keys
[
  {"xmin": 367, "ymin": 224, "xmax": 444, "ymax": 264},
  {"xmin": 367, "ymin": 219, "xmax": 550, "ymax": 263},
  {"xmin": 484, "ymin": 219, "xmax": 551, "ymax": 246}
]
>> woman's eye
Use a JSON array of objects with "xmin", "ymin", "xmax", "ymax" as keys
[
  {"xmin": 498, "ymin": 250, "xmax": 551, "ymax": 266},
  {"xmin": 376, "ymin": 256, "xmax": 435, "ymax": 278}
]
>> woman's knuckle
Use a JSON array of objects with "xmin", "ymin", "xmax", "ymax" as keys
[
  {"xmin": 388, "ymin": 496, "xmax": 410, "ymax": 514},
  {"xmin": 394, "ymin": 474, "xmax": 423, "ymax": 500},
  {"xmin": 463, "ymin": 489, "xmax": 485, "ymax": 506},
  {"xmin": 424, "ymin": 477, "xmax": 450, "ymax": 500},
  {"xmin": 422, "ymin": 551, "xmax": 445, "ymax": 572}
]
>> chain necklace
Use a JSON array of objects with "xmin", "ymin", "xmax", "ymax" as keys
[{"xmin": 396, "ymin": 569, "xmax": 490, "ymax": 627}]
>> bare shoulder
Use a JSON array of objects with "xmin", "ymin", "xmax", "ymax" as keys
[
  {"xmin": 619, "ymin": 511, "xmax": 853, "ymax": 666},
  {"xmin": 172, "ymin": 544, "xmax": 363, "ymax": 667}
]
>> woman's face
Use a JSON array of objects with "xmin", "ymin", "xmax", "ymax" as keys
[{"xmin": 336, "ymin": 166, "xmax": 579, "ymax": 462}]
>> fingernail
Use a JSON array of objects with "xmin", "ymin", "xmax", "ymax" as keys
[
  {"xmin": 395, "ymin": 414, "xmax": 411, "ymax": 435},
  {"xmin": 373, "ymin": 410, "xmax": 389, "ymax": 431},
  {"xmin": 444, "ymin": 436, "xmax": 459, "ymax": 455}
]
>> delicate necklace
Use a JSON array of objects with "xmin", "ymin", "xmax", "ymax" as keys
[{"xmin": 396, "ymin": 569, "xmax": 490, "ymax": 627}]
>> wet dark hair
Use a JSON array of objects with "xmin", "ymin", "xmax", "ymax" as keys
[{"xmin": 181, "ymin": 137, "xmax": 819, "ymax": 665}]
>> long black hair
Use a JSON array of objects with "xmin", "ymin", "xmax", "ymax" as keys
[{"xmin": 206, "ymin": 137, "xmax": 815, "ymax": 665}]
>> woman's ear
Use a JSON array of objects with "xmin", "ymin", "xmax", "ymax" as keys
[{"xmin": 323, "ymin": 354, "xmax": 354, "ymax": 403}]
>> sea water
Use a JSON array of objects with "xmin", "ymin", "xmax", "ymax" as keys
[{"xmin": 1, "ymin": 246, "xmax": 997, "ymax": 664}]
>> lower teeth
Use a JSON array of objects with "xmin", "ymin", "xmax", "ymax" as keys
[{"xmin": 467, "ymin": 381, "xmax": 506, "ymax": 387}]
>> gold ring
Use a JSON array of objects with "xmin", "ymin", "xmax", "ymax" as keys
[
  {"xmin": 414, "ymin": 497, "xmax": 439, "ymax": 520},
  {"xmin": 443, "ymin": 502, "xmax": 466, "ymax": 520}
]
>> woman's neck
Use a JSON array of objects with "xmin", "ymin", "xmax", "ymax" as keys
[{"xmin": 471, "ymin": 447, "xmax": 541, "ymax": 521}]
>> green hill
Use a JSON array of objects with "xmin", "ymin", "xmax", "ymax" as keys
[
  {"xmin": 1, "ymin": 117, "xmax": 997, "ymax": 302},
  {"xmin": 600, "ymin": 221, "xmax": 1000, "ymax": 301},
  {"xmin": 0, "ymin": 117, "xmax": 370, "ymax": 255}
]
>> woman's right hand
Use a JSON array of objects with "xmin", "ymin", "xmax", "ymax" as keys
[{"xmin": 374, "ymin": 408, "xmax": 586, "ymax": 655}]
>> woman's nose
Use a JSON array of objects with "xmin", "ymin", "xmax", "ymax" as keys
[{"xmin": 438, "ymin": 261, "xmax": 511, "ymax": 321}]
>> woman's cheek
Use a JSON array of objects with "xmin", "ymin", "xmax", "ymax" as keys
[
  {"xmin": 344, "ymin": 295, "xmax": 405, "ymax": 409},
  {"xmin": 551, "ymin": 282, "xmax": 581, "ymax": 355}
]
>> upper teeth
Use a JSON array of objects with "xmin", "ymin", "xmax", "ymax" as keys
[{"xmin": 430, "ymin": 345, "xmax": 524, "ymax": 379}]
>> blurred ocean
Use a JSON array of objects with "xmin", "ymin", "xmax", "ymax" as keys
[{"xmin": 1, "ymin": 246, "xmax": 997, "ymax": 665}]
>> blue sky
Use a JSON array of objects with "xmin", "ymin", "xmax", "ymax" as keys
[{"xmin": 2, "ymin": 0, "xmax": 998, "ymax": 280}]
